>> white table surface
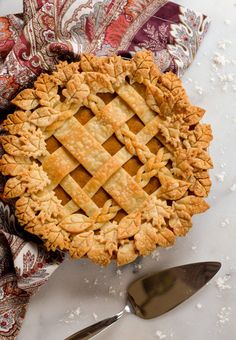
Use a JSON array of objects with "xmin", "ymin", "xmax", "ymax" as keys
[{"xmin": 1, "ymin": 1, "xmax": 236, "ymax": 339}]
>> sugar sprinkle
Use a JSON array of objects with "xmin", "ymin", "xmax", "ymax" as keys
[
  {"xmin": 215, "ymin": 275, "xmax": 231, "ymax": 290},
  {"xmin": 217, "ymin": 307, "xmax": 231, "ymax": 325}
]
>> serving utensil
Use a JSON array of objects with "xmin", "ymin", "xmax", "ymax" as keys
[{"xmin": 65, "ymin": 261, "xmax": 221, "ymax": 340}]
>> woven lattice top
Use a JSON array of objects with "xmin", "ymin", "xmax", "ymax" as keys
[{"xmin": 0, "ymin": 51, "xmax": 213, "ymax": 266}]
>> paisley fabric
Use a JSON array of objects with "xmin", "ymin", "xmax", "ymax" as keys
[
  {"xmin": 0, "ymin": 0, "xmax": 210, "ymax": 113},
  {"xmin": 0, "ymin": 1, "xmax": 210, "ymax": 338}
]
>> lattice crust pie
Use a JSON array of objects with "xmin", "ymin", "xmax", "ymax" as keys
[{"xmin": 0, "ymin": 51, "xmax": 213, "ymax": 266}]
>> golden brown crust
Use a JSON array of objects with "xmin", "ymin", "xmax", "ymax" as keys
[{"xmin": 0, "ymin": 51, "xmax": 213, "ymax": 266}]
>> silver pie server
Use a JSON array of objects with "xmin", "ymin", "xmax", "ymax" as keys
[{"xmin": 65, "ymin": 261, "xmax": 221, "ymax": 340}]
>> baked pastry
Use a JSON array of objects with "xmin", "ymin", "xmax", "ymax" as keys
[{"xmin": 0, "ymin": 51, "xmax": 213, "ymax": 266}]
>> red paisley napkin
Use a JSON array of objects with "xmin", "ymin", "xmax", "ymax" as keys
[{"xmin": 0, "ymin": 0, "xmax": 210, "ymax": 338}]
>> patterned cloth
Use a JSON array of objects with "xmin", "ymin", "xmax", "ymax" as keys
[{"xmin": 0, "ymin": 0, "xmax": 210, "ymax": 338}]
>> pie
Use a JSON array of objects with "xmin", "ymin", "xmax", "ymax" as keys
[{"xmin": 0, "ymin": 51, "xmax": 213, "ymax": 266}]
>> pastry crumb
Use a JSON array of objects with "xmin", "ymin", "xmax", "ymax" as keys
[
  {"xmin": 230, "ymin": 183, "xmax": 236, "ymax": 191},
  {"xmin": 220, "ymin": 218, "xmax": 230, "ymax": 227},
  {"xmin": 215, "ymin": 172, "xmax": 226, "ymax": 182},
  {"xmin": 109, "ymin": 286, "xmax": 116, "ymax": 295},
  {"xmin": 116, "ymin": 269, "xmax": 122, "ymax": 276},
  {"xmin": 92, "ymin": 312, "xmax": 98, "ymax": 320},
  {"xmin": 196, "ymin": 303, "xmax": 203, "ymax": 309},
  {"xmin": 215, "ymin": 275, "xmax": 231, "ymax": 290},
  {"xmin": 217, "ymin": 307, "xmax": 231, "ymax": 325},
  {"xmin": 155, "ymin": 330, "xmax": 167, "ymax": 339},
  {"xmin": 151, "ymin": 249, "xmax": 160, "ymax": 261}
]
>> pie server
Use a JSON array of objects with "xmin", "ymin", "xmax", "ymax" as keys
[{"xmin": 65, "ymin": 261, "xmax": 221, "ymax": 340}]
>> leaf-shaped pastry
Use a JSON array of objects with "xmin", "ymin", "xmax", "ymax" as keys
[
  {"xmin": 59, "ymin": 214, "xmax": 92, "ymax": 233},
  {"xmin": 80, "ymin": 54, "xmax": 109, "ymax": 72},
  {"xmin": 134, "ymin": 223, "xmax": 158, "ymax": 256},
  {"xmin": 189, "ymin": 171, "xmax": 211, "ymax": 197},
  {"xmin": 62, "ymin": 74, "xmax": 90, "ymax": 104},
  {"xmin": 117, "ymin": 241, "xmax": 137, "ymax": 266},
  {"xmin": 43, "ymin": 225, "xmax": 70, "ymax": 251},
  {"xmin": 146, "ymin": 83, "xmax": 174, "ymax": 116},
  {"xmin": 11, "ymin": 89, "xmax": 39, "ymax": 110},
  {"xmin": 156, "ymin": 227, "xmax": 175, "ymax": 247},
  {"xmin": 176, "ymin": 195, "xmax": 209, "ymax": 215},
  {"xmin": 0, "ymin": 154, "xmax": 31, "ymax": 176},
  {"xmin": 28, "ymin": 107, "xmax": 59, "ymax": 127},
  {"xmin": 3, "ymin": 111, "xmax": 30, "ymax": 134},
  {"xmin": 87, "ymin": 238, "xmax": 111, "ymax": 266},
  {"xmin": 190, "ymin": 149, "xmax": 213, "ymax": 170},
  {"xmin": 100, "ymin": 223, "xmax": 118, "ymax": 256},
  {"xmin": 142, "ymin": 197, "xmax": 172, "ymax": 230},
  {"xmin": 157, "ymin": 173, "xmax": 190, "ymax": 200},
  {"xmin": 69, "ymin": 231, "xmax": 94, "ymax": 258},
  {"xmin": 1, "ymin": 128, "xmax": 46, "ymax": 158},
  {"xmin": 25, "ymin": 164, "xmax": 50, "ymax": 194},
  {"xmin": 131, "ymin": 50, "xmax": 160, "ymax": 85},
  {"xmin": 183, "ymin": 106, "xmax": 205, "ymax": 126},
  {"xmin": 172, "ymin": 148, "xmax": 196, "ymax": 179},
  {"xmin": 33, "ymin": 191, "xmax": 63, "ymax": 223},
  {"xmin": 158, "ymin": 72, "xmax": 189, "ymax": 108},
  {"xmin": 20, "ymin": 128, "xmax": 47, "ymax": 158},
  {"xmin": 35, "ymin": 73, "xmax": 59, "ymax": 107},
  {"xmin": 158, "ymin": 119, "xmax": 180, "ymax": 149},
  {"xmin": 15, "ymin": 195, "xmax": 37, "ymax": 224},
  {"xmin": 169, "ymin": 201, "xmax": 192, "ymax": 236},
  {"xmin": 4, "ymin": 177, "xmax": 26, "ymax": 198},
  {"xmin": 118, "ymin": 212, "xmax": 141, "ymax": 239},
  {"xmin": 84, "ymin": 72, "xmax": 114, "ymax": 93},
  {"xmin": 52, "ymin": 61, "xmax": 80, "ymax": 86},
  {"xmin": 188, "ymin": 124, "xmax": 213, "ymax": 149},
  {"xmin": 99, "ymin": 56, "xmax": 132, "ymax": 87}
]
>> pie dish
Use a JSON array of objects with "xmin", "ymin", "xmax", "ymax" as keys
[{"xmin": 0, "ymin": 51, "xmax": 213, "ymax": 266}]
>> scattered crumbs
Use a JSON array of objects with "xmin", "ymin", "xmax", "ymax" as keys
[
  {"xmin": 133, "ymin": 263, "xmax": 143, "ymax": 273},
  {"xmin": 195, "ymin": 85, "xmax": 203, "ymax": 95},
  {"xmin": 220, "ymin": 162, "xmax": 226, "ymax": 169},
  {"xmin": 93, "ymin": 278, "xmax": 98, "ymax": 285},
  {"xmin": 92, "ymin": 312, "xmax": 98, "ymax": 321},
  {"xmin": 218, "ymin": 73, "xmax": 234, "ymax": 83},
  {"xmin": 216, "ymin": 275, "xmax": 231, "ymax": 290},
  {"xmin": 151, "ymin": 249, "xmax": 160, "ymax": 261},
  {"xmin": 60, "ymin": 307, "xmax": 81, "ymax": 323},
  {"xmin": 217, "ymin": 307, "xmax": 231, "ymax": 325},
  {"xmin": 220, "ymin": 218, "xmax": 230, "ymax": 227},
  {"xmin": 217, "ymin": 40, "xmax": 232, "ymax": 50},
  {"xmin": 116, "ymin": 269, "xmax": 122, "ymax": 276},
  {"xmin": 84, "ymin": 278, "xmax": 89, "ymax": 283},
  {"xmin": 215, "ymin": 172, "xmax": 226, "ymax": 182},
  {"xmin": 119, "ymin": 291, "xmax": 124, "ymax": 297},
  {"xmin": 196, "ymin": 303, "xmax": 203, "ymax": 309},
  {"xmin": 212, "ymin": 53, "xmax": 229, "ymax": 67},
  {"xmin": 196, "ymin": 62, "xmax": 201, "ymax": 66},
  {"xmin": 187, "ymin": 77, "xmax": 193, "ymax": 83},
  {"xmin": 224, "ymin": 19, "xmax": 231, "ymax": 25},
  {"xmin": 230, "ymin": 183, "xmax": 236, "ymax": 192},
  {"xmin": 155, "ymin": 330, "xmax": 167, "ymax": 339},
  {"xmin": 109, "ymin": 286, "xmax": 116, "ymax": 295},
  {"xmin": 191, "ymin": 245, "xmax": 197, "ymax": 251}
]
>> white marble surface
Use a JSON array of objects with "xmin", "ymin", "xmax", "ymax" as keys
[{"xmin": 1, "ymin": 0, "xmax": 236, "ymax": 339}]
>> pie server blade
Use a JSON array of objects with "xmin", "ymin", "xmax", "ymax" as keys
[{"xmin": 65, "ymin": 261, "xmax": 221, "ymax": 340}]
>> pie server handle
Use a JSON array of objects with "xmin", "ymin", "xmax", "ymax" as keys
[{"xmin": 64, "ymin": 307, "xmax": 128, "ymax": 340}]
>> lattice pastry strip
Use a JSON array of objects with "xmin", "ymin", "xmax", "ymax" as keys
[{"xmin": 0, "ymin": 51, "xmax": 213, "ymax": 266}]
